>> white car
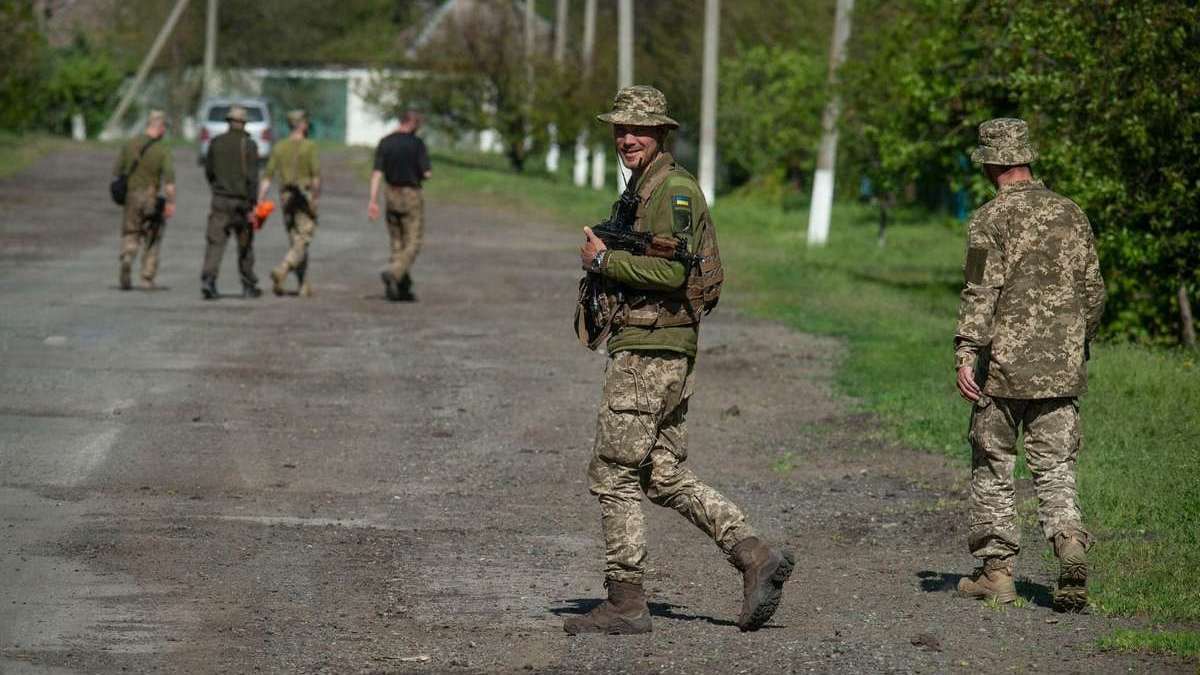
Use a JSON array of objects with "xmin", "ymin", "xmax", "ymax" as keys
[{"xmin": 196, "ymin": 97, "xmax": 274, "ymax": 164}]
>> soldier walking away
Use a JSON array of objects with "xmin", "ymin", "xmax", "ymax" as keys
[
  {"xmin": 564, "ymin": 86, "xmax": 794, "ymax": 636},
  {"xmin": 260, "ymin": 109, "xmax": 320, "ymax": 297},
  {"xmin": 201, "ymin": 105, "xmax": 262, "ymax": 300},
  {"xmin": 112, "ymin": 110, "xmax": 176, "ymax": 290},
  {"xmin": 953, "ymin": 118, "xmax": 1106, "ymax": 613},
  {"xmin": 367, "ymin": 110, "xmax": 431, "ymax": 302}
]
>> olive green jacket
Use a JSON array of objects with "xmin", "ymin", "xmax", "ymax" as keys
[
  {"xmin": 113, "ymin": 134, "xmax": 174, "ymax": 192},
  {"xmin": 205, "ymin": 129, "xmax": 258, "ymax": 201},
  {"xmin": 599, "ymin": 152, "xmax": 706, "ymax": 358}
]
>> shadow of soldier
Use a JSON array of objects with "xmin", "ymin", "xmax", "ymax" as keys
[
  {"xmin": 916, "ymin": 570, "xmax": 1054, "ymax": 609},
  {"xmin": 551, "ymin": 598, "xmax": 744, "ymax": 628}
]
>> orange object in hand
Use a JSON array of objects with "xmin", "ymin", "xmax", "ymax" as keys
[{"xmin": 252, "ymin": 200, "xmax": 275, "ymax": 230}]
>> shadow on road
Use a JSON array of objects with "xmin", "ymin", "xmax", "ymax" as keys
[
  {"xmin": 552, "ymin": 598, "xmax": 743, "ymax": 628},
  {"xmin": 916, "ymin": 570, "xmax": 1054, "ymax": 608}
]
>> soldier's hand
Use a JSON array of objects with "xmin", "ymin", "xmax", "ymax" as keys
[
  {"xmin": 581, "ymin": 227, "xmax": 607, "ymax": 270},
  {"xmin": 163, "ymin": 202, "xmax": 176, "ymax": 219},
  {"xmin": 368, "ymin": 201, "xmax": 381, "ymax": 221},
  {"xmin": 956, "ymin": 366, "xmax": 981, "ymax": 402}
]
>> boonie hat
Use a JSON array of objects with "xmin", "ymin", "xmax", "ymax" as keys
[
  {"xmin": 596, "ymin": 85, "xmax": 679, "ymax": 129},
  {"xmin": 226, "ymin": 105, "xmax": 249, "ymax": 123},
  {"xmin": 971, "ymin": 117, "xmax": 1038, "ymax": 166}
]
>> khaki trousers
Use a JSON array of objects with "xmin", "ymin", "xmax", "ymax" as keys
[
  {"xmin": 384, "ymin": 185, "xmax": 423, "ymax": 279},
  {"xmin": 119, "ymin": 187, "xmax": 165, "ymax": 282},
  {"xmin": 277, "ymin": 188, "xmax": 317, "ymax": 282}
]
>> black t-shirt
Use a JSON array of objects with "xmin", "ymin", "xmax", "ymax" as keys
[{"xmin": 373, "ymin": 131, "xmax": 430, "ymax": 187}]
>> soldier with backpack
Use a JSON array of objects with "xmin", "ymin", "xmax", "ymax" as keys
[
  {"xmin": 564, "ymin": 86, "xmax": 795, "ymax": 636},
  {"xmin": 111, "ymin": 110, "xmax": 175, "ymax": 290}
]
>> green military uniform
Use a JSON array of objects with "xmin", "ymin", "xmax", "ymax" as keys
[
  {"xmin": 266, "ymin": 110, "xmax": 320, "ymax": 293},
  {"xmin": 112, "ymin": 125, "xmax": 174, "ymax": 287},
  {"xmin": 565, "ymin": 86, "xmax": 793, "ymax": 636},
  {"xmin": 201, "ymin": 106, "xmax": 260, "ymax": 296},
  {"xmin": 955, "ymin": 118, "xmax": 1105, "ymax": 611}
]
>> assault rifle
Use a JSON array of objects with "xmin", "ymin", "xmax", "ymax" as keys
[
  {"xmin": 145, "ymin": 195, "xmax": 167, "ymax": 245},
  {"xmin": 282, "ymin": 184, "xmax": 315, "ymax": 218},
  {"xmin": 590, "ymin": 188, "xmax": 703, "ymax": 267}
]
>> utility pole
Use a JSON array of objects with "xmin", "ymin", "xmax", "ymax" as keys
[
  {"xmin": 698, "ymin": 0, "xmax": 719, "ymax": 205},
  {"xmin": 100, "ymin": 0, "xmax": 192, "ymax": 140},
  {"xmin": 616, "ymin": 0, "xmax": 634, "ymax": 192},
  {"xmin": 203, "ymin": 0, "xmax": 218, "ymax": 98},
  {"xmin": 806, "ymin": 0, "xmax": 855, "ymax": 247}
]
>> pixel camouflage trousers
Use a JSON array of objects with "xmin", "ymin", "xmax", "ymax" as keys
[
  {"xmin": 588, "ymin": 350, "xmax": 755, "ymax": 583},
  {"xmin": 968, "ymin": 395, "xmax": 1092, "ymax": 559},
  {"xmin": 277, "ymin": 188, "xmax": 317, "ymax": 281},
  {"xmin": 384, "ymin": 185, "xmax": 423, "ymax": 280},
  {"xmin": 120, "ymin": 187, "xmax": 165, "ymax": 282}
]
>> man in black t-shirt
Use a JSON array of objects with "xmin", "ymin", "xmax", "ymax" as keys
[{"xmin": 368, "ymin": 111, "xmax": 431, "ymax": 301}]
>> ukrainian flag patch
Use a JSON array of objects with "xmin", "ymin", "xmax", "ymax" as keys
[
  {"xmin": 672, "ymin": 195, "xmax": 691, "ymax": 209},
  {"xmin": 671, "ymin": 194, "xmax": 692, "ymax": 232}
]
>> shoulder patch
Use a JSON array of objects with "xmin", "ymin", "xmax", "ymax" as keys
[
  {"xmin": 671, "ymin": 194, "xmax": 692, "ymax": 233},
  {"xmin": 965, "ymin": 247, "xmax": 988, "ymax": 285}
]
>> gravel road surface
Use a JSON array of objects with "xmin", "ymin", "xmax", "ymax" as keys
[{"xmin": 0, "ymin": 147, "xmax": 1186, "ymax": 673}]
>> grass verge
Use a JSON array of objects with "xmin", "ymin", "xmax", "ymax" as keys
[
  {"xmin": 417, "ymin": 150, "xmax": 1200, "ymax": 647},
  {"xmin": 1099, "ymin": 629, "xmax": 1200, "ymax": 659},
  {"xmin": 0, "ymin": 133, "xmax": 73, "ymax": 178}
]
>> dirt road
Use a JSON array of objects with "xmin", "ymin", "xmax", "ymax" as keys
[{"xmin": 0, "ymin": 147, "xmax": 1184, "ymax": 673}]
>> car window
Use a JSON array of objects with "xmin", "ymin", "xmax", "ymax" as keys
[{"xmin": 206, "ymin": 105, "xmax": 266, "ymax": 122}]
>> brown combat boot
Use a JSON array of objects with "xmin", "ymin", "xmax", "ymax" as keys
[
  {"xmin": 956, "ymin": 557, "xmax": 1017, "ymax": 603},
  {"xmin": 562, "ymin": 579, "xmax": 652, "ymax": 635},
  {"xmin": 730, "ymin": 537, "xmax": 795, "ymax": 631},
  {"xmin": 1052, "ymin": 532, "xmax": 1088, "ymax": 613}
]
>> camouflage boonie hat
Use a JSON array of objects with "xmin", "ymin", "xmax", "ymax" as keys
[
  {"xmin": 286, "ymin": 109, "xmax": 308, "ymax": 127},
  {"xmin": 225, "ymin": 105, "xmax": 248, "ymax": 123},
  {"xmin": 596, "ymin": 85, "xmax": 679, "ymax": 129},
  {"xmin": 971, "ymin": 117, "xmax": 1038, "ymax": 166}
]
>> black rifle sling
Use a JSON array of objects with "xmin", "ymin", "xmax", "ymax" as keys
[{"xmin": 124, "ymin": 135, "xmax": 161, "ymax": 181}]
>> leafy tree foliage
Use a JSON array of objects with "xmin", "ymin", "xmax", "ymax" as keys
[{"xmin": 840, "ymin": 0, "xmax": 1200, "ymax": 343}]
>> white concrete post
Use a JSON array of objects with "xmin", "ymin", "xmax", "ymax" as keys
[
  {"xmin": 698, "ymin": 0, "xmax": 719, "ymax": 205},
  {"xmin": 806, "ymin": 0, "xmax": 855, "ymax": 247}
]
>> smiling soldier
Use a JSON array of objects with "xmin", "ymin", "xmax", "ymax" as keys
[{"xmin": 564, "ymin": 85, "xmax": 795, "ymax": 636}]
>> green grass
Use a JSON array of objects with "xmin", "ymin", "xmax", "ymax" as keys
[
  {"xmin": 0, "ymin": 132, "xmax": 73, "ymax": 178},
  {"xmin": 379, "ymin": 148, "xmax": 1200, "ymax": 647},
  {"xmin": 1099, "ymin": 629, "xmax": 1200, "ymax": 659}
]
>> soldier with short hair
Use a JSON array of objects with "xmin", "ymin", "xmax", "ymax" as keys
[
  {"xmin": 112, "ymin": 109, "xmax": 175, "ymax": 290},
  {"xmin": 564, "ymin": 85, "xmax": 794, "ymax": 636},
  {"xmin": 954, "ymin": 118, "xmax": 1106, "ymax": 612},
  {"xmin": 367, "ymin": 110, "xmax": 430, "ymax": 302},
  {"xmin": 201, "ymin": 105, "xmax": 261, "ymax": 300},
  {"xmin": 261, "ymin": 109, "xmax": 321, "ymax": 297}
]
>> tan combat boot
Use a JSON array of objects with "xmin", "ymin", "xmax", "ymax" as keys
[
  {"xmin": 270, "ymin": 267, "xmax": 287, "ymax": 296},
  {"xmin": 562, "ymin": 580, "xmax": 652, "ymax": 635},
  {"xmin": 299, "ymin": 281, "xmax": 313, "ymax": 297},
  {"xmin": 119, "ymin": 258, "xmax": 132, "ymax": 290},
  {"xmin": 730, "ymin": 537, "xmax": 795, "ymax": 631},
  {"xmin": 1052, "ymin": 532, "xmax": 1088, "ymax": 612},
  {"xmin": 957, "ymin": 557, "xmax": 1017, "ymax": 603}
]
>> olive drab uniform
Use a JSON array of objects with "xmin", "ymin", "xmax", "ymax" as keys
[
  {"xmin": 588, "ymin": 151, "xmax": 756, "ymax": 584},
  {"xmin": 113, "ymin": 132, "xmax": 174, "ymax": 286},
  {"xmin": 955, "ymin": 119, "xmax": 1106, "ymax": 566},
  {"xmin": 201, "ymin": 110, "xmax": 260, "ymax": 295},
  {"xmin": 266, "ymin": 119, "xmax": 320, "ymax": 292}
]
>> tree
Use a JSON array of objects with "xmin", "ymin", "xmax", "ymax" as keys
[{"xmin": 839, "ymin": 0, "xmax": 1200, "ymax": 344}]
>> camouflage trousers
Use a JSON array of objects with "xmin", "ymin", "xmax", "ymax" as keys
[
  {"xmin": 119, "ymin": 187, "xmax": 165, "ymax": 282},
  {"xmin": 968, "ymin": 395, "xmax": 1091, "ymax": 560},
  {"xmin": 384, "ymin": 185, "xmax": 423, "ymax": 280},
  {"xmin": 276, "ymin": 188, "xmax": 317, "ymax": 282},
  {"xmin": 201, "ymin": 195, "xmax": 257, "ymax": 286},
  {"xmin": 588, "ymin": 350, "xmax": 756, "ymax": 584}
]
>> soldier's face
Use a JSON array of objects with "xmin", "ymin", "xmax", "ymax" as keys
[{"xmin": 612, "ymin": 125, "xmax": 662, "ymax": 171}]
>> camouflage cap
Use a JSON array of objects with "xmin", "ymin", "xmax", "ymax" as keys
[
  {"xmin": 147, "ymin": 109, "xmax": 167, "ymax": 124},
  {"xmin": 226, "ymin": 105, "xmax": 249, "ymax": 123},
  {"xmin": 971, "ymin": 117, "xmax": 1038, "ymax": 166},
  {"xmin": 596, "ymin": 85, "xmax": 679, "ymax": 129},
  {"xmin": 286, "ymin": 109, "xmax": 308, "ymax": 127}
]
